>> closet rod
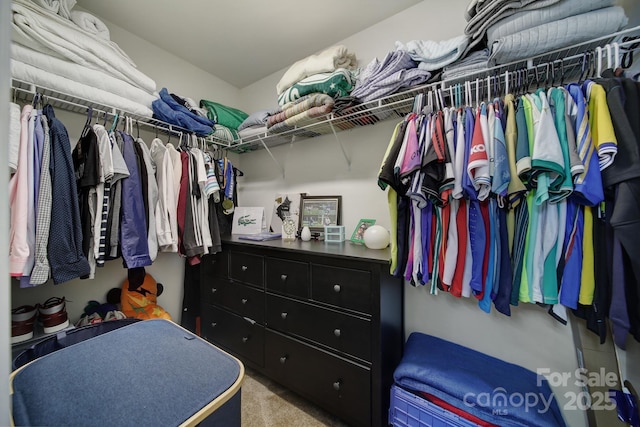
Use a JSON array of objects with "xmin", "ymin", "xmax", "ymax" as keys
[{"xmin": 11, "ymin": 79, "xmax": 186, "ymax": 139}]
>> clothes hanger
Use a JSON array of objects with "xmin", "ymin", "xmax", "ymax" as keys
[
  {"xmin": 109, "ymin": 113, "xmax": 119, "ymax": 132},
  {"xmin": 81, "ymin": 106, "xmax": 93, "ymax": 137},
  {"xmin": 136, "ymin": 120, "xmax": 140, "ymax": 139}
]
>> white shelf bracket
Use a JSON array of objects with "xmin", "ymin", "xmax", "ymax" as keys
[
  {"xmin": 328, "ymin": 120, "xmax": 351, "ymax": 169},
  {"xmin": 257, "ymin": 136, "xmax": 285, "ymax": 179}
]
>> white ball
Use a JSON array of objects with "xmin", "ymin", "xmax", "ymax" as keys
[{"xmin": 363, "ymin": 225, "xmax": 390, "ymax": 250}]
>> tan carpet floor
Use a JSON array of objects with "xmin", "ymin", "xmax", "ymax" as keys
[{"xmin": 240, "ymin": 367, "xmax": 351, "ymax": 427}]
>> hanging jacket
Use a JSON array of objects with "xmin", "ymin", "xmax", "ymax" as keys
[
  {"xmin": 44, "ymin": 104, "xmax": 91, "ymax": 284},
  {"xmin": 118, "ymin": 131, "xmax": 152, "ymax": 269}
]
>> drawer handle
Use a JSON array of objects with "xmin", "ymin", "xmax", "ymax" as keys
[
  {"xmin": 211, "ymin": 288, "xmax": 217, "ymax": 293},
  {"xmin": 333, "ymin": 381, "xmax": 342, "ymax": 391},
  {"xmin": 279, "ymin": 356, "xmax": 288, "ymax": 364},
  {"xmin": 280, "ymin": 274, "xmax": 288, "ymax": 281},
  {"xmin": 333, "ymin": 328, "xmax": 341, "ymax": 337},
  {"xmin": 241, "ymin": 298, "xmax": 248, "ymax": 304},
  {"xmin": 242, "ymin": 336, "xmax": 249, "ymax": 343},
  {"xmin": 333, "ymin": 284, "xmax": 341, "ymax": 293},
  {"xmin": 281, "ymin": 312, "xmax": 288, "ymax": 319},
  {"xmin": 241, "ymin": 265, "xmax": 248, "ymax": 271},
  {"xmin": 211, "ymin": 322, "xmax": 217, "ymax": 328}
]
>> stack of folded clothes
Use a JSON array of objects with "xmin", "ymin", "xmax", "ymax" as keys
[
  {"xmin": 152, "ymin": 88, "xmax": 215, "ymax": 136},
  {"xmin": 442, "ymin": 48, "xmax": 490, "ymax": 80},
  {"xmin": 10, "ymin": 0, "xmax": 158, "ymax": 117},
  {"xmin": 275, "ymin": 44, "xmax": 358, "ymax": 106},
  {"xmin": 483, "ymin": 0, "xmax": 628, "ymax": 65},
  {"xmin": 199, "ymin": 100, "xmax": 249, "ymax": 143}
]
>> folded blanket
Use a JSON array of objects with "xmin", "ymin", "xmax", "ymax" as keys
[
  {"xmin": 238, "ymin": 109, "xmax": 277, "ymax": 132},
  {"xmin": 70, "ymin": 10, "xmax": 110, "ymax": 40},
  {"xmin": 395, "ymin": 35, "xmax": 471, "ymax": 72},
  {"xmin": 442, "ymin": 48, "xmax": 490, "ymax": 80},
  {"xmin": 211, "ymin": 124, "xmax": 239, "ymax": 143},
  {"xmin": 267, "ymin": 93, "xmax": 334, "ymax": 134},
  {"xmin": 12, "ymin": 0, "xmax": 156, "ymax": 94},
  {"xmin": 277, "ymin": 68, "xmax": 355, "ymax": 106},
  {"xmin": 199, "ymin": 99, "xmax": 248, "ymax": 130},
  {"xmin": 351, "ymin": 50, "xmax": 431, "ymax": 103},
  {"xmin": 489, "ymin": 6, "xmax": 629, "ymax": 66},
  {"xmin": 464, "ymin": 0, "xmax": 560, "ymax": 40},
  {"xmin": 276, "ymin": 45, "xmax": 357, "ymax": 95},
  {"xmin": 11, "ymin": 59, "xmax": 154, "ymax": 117},
  {"xmin": 33, "ymin": 0, "xmax": 75, "ymax": 19},
  {"xmin": 487, "ymin": 0, "xmax": 616, "ymax": 43},
  {"xmin": 11, "ymin": 43, "xmax": 157, "ymax": 108},
  {"xmin": 238, "ymin": 125, "xmax": 268, "ymax": 140},
  {"xmin": 394, "ymin": 332, "xmax": 567, "ymax": 427}
]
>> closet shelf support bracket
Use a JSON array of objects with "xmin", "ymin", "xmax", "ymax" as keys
[
  {"xmin": 257, "ymin": 136, "xmax": 285, "ymax": 179},
  {"xmin": 329, "ymin": 121, "xmax": 351, "ymax": 170}
]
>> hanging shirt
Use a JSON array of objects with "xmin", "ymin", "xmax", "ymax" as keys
[
  {"xmin": 584, "ymin": 80, "xmax": 618, "ymax": 171},
  {"xmin": 44, "ymin": 104, "xmax": 91, "ymax": 284}
]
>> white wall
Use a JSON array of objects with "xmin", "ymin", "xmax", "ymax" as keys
[{"xmin": 236, "ymin": 2, "xmax": 592, "ymax": 426}]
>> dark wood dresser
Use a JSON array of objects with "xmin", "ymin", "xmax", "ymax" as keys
[{"xmin": 200, "ymin": 236, "xmax": 404, "ymax": 427}]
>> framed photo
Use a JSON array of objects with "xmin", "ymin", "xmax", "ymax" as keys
[
  {"xmin": 299, "ymin": 195, "xmax": 342, "ymax": 233},
  {"xmin": 350, "ymin": 219, "xmax": 376, "ymax": 243}
]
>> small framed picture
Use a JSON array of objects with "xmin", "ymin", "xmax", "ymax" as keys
[
  {"xmin": 299, "ymin": 195, "xmax": 342, "ymax": 233},
  {"xmin": 350, "ymin": 219, "xmax": 376, "ymax": 244}
]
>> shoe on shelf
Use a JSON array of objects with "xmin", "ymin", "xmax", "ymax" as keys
[
  {"xmin": 38, "ymin": 297, "xmax": 70, "ymax": 334},
  {"xmin": 104, "ymin": 310, "xmax": 127, "ymax": 322},
  {"xmin": 74, "ymin": 312, "xmax": 103, "ymax": 328},
  {"xmin": 11, "ymin": 305, "xmax": 38, "ymax": 344}
]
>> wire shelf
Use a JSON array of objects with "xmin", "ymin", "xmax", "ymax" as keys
[{"xmin": 11, "ymin": 25, "xmax": 640, "ymax": 154}]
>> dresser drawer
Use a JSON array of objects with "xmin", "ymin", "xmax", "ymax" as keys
[
  {"xmin": 201, "ymin": 305, "xmax": 264, "ymax": 367},
  {"xmin": 201, "ymin": 252, "xmax": 228, "ymax": 278},
  {"xmin": 229, "ymin": 251, "xmax": 264, "ymax": 288},
  {"xmin": 311, "ymin": 264, "xmax": 372, "ymax": 314},
  {"xmin": 265, "ymin": 329, "xmax": 371, "ymax": 427},
  {"xmin": 266, "ymin": 294, "xmax": 371, "ymax": 362},
  {"xmin": 265, "ymin": 257, "xmax": 309, "ymax": 298},
  {"xmin": 207, "ymin": 280, "xmax": 264, "ymax": 323}
]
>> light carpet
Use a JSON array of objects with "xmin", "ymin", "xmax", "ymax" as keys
[{"xmin": 240, "ymin": 367, "xmax": 351, "ymax": 426}]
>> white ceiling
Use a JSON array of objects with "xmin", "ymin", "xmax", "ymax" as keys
[{"xmin": 76, "ymin": 0, "xmax": 423, "ymax": 89}]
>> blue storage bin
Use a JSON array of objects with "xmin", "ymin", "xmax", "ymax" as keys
[{"xmin": 389, "ymin": 385, "xmax": 480, "ymax": 427}]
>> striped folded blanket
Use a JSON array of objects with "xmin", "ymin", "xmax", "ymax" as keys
[
  {"xmin": 267, "ymin": 93, "xmax": 334, "ymax": 134},
  {"xmin": 277, "ymin": 68, "xmax": 356, "ymax": 106}
]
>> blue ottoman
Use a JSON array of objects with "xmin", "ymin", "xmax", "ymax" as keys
[{"xmin": 10, "ymin": 319, "xmax": 244, "ymax": 427}]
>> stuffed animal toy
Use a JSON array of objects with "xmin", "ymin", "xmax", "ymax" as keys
[{"xmin": 119, "ymin": 267, "xmax": 172, "ymax": 321}]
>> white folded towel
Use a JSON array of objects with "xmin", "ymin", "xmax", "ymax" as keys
[{"xmin": 70, "ymin": 10, "xmax": 110, "ymax": 40}]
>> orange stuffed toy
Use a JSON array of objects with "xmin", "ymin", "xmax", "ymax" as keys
[{"xmin": 121, "ymin": 267, "xmax": 172, "ymax": 320}]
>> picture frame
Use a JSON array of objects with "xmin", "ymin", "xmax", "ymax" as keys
[
  {"xmin": 299, "ymin": 195, "xmax": 342, "ymax": 233},
  {"xmin": 350, "ymin": 219, "xmax": 376, "ymax": 243}
]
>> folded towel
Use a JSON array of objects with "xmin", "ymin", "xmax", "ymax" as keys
[
  {"xmin": 276, "ymin": 45, "xmax": 357, "ymax": 95},
  {"xmin": 32, "ymin": 0, "xmax": 76, "ymax": 19},
  {"xmin": 396, "ymin": 35, "xmax": 471, "ymax": 71},
  {"xmin": 70, "ymin": 10, "xmax": 110, "ymax": 40}
]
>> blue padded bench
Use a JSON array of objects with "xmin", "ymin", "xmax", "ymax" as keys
[{"xmin": 10, "ymin": 319, "xmax": 244, "ymax": 427}]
